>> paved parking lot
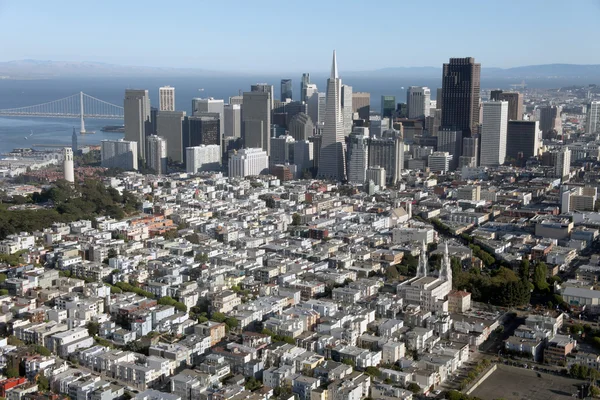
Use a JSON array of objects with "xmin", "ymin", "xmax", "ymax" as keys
[{"xmin": 470, "ymin": 365, "xmax": 586, "ymax": 400}]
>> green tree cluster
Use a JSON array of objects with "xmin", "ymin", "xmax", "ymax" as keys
[
  {"xmin": 469, "ymin": 244, "xmax": 495, "ymax": 267},
  {"xmin": 34, "ymin": 345, "xmax": 52, "ymax": 356},
  {"xmin": 244, "ymin": 377, "xmax": 262, "ymax": 391},
  {"xmin": 453, "ymin": 264, "xmax": 530, "ymax": 307},
  {"xmin": 261, "ymin": 328, "xmax": 296, "ymax": 345},
  {"xmin": 532, "ymin": 262, "xmax": 550, "ymax": 292},
  {"xmin": 0, "ymin": 179, "xmax": 141, "ymax": 240},
  {"xmin": 0, "ymin": 250, "xmax": 27, "ymax": 266},
  {"xmin": 570, "ymin": 363, "xmax": 600, "ymax": 380},
  {"xmin": 157, "ymin": 296, "xmax": 187, "ymax": 312},
  {"xmin": 114, "ymin": 282, "xmax": 155, "ymax": 298}
]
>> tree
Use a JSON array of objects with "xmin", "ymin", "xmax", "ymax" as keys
[
  {"xmin": 245, "ymin": 377, "xmax": 262, "ymax": 391},
  {"xmin": 519, "ymin": 259, "xmax": 530, "ymax": 280},
  {"xmin": 533, "ymin": 262, "xmax": 549, "ymax": 292},
  {"xmin": 37, "ymin": 373, "xmax": 50, "ymax": 391},
  {"xmin": 292, "ymin": 213, "xmax": 301, "ymax": 226},
  {"xmin": 0, "ymin": 273, "xmax": 6, "ymax": 283},
  {"xmin": 225, "ymin": 317, "xmax": 238, "ymax": 331},
  {"xmin": 385, "ymin": 265, "xmax": 400, "ymax": 281},
  {"xmin": 7, "ymin": 335, "xmax": 24, "ymax": 346},
  {"xmin": 198, "ymin": 316, "xmax": 209, "ymax": 323},
  {"xmin": 365, "ymin": 366, "xmax": 381, "ymax": 378},
  {"xmin": 0, "ymin": 289, "xmax": 8, "ymax": 296},
  {"xmin": 407, "ymin": 383, "xmax": 421, "ymax": 393},
  {"xmin": 34, "ymin": 345, "xmax": 52, "ymax": 356},
  {"xmin": 5, "ymin": 367, "xmax": 19, "ymax": 378},
  {"xmin": 195, "ymin": 253, "xmax": 209, "ymax": 264},
  {"xmin": 87, "ymin": 321, "xmax": 100, "ymax": 336},
  {"xmin": 210, "ymin": 312, "xmax": 227, "ymax": 323}
]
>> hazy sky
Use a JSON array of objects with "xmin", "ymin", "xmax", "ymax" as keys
[{"xmin": 2, "ymin": 0, "xmax": 599, "ymax": 73}]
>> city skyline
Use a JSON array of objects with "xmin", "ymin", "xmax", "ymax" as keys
[{"xmin": 2, "ymin": 0, "xmax": 600, "ymax": 73}]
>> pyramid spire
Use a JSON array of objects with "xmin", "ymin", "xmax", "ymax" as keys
[{"xmin": 331, "ymin": 50, "xmax": 338, "ymax": 79}]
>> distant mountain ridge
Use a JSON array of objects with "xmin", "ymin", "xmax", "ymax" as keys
[{"xmin": 1, "ymin": 59, "xmax": 600, "ymax": 80}]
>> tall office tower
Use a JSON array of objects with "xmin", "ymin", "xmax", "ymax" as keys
[
  {"xmin": 224, "ymin": 104, "xmax": 241, "ymax": 138},
  {"xmin": 281, "ymin": 79, "xmax": 293, "ymax": 101},
  {"xmin": 228, "ymin": 148, "xmax": 269, "ymax": 177},
  {"xmin": 490, "ymin": 90, "xmax": 524, "ymax": 121},
  {"xmin": 242, "ymin": 91, "xmax": 271, "ymax": 154},
  {"xmin": 369, "ymin": 128, "xmax": 403, "ymax": 185},
  {"xmin": 437, "ymin": 129, "xmax": 463, "ymax": 171},
  {"xmin": 147, "ymin": 107, "xmax": 158, "ymax": 135},
  {"xmin": 425, "ymin": 109, "xmax": 442, "ymax": 136},
  {"xmin": 71, "ymin": 128, "xmax": 78, "ymax": 154},
  {"xmin": 288, "ymin": 113, "xmax": 314, "ymax": 141},
  {"xmin": 308, "ymin": 135, "xmax": 322, "ymax": 170},
  {"xmin": 428, "ymin": 151, "xmax": 452, "ymax": 173},
  {"xmin": 369, "ymin": 116, "xmax": 389, "ymax": 138},
  {"xmin": 157, "ymin": 111, "xmax": 186, "ymax": 163},
  {"xmin": 506, "ymin": 120, "xmax": 541, "ymax": 162},
  {"xmin": 186, "ymin": 145, "xmax": 221, "ymax": 173},
  {"xmin": 184, "ymin": 115, "xmax": 221, "ymax": 149},
  {"xmin": 146, "ymin": 135, "xmax": 167, "ymax": 174},
  {"xmin": 407, "ymin": 87, "xmax": 431, "ymax": 119},
  {"xmin": 124, "ymin": 89, "xmax": 150, "ymax": 160},
  {"xmin": 347, "ymin": 128, "xmax": 369, "ymax": 184},
  {"xmin": 291, "ymin": 140, "xmax": 314, "ymax": 178},
  {"xmin": 63, "ymin": 147, "xmax": 74, "ymax": 182},
  {"xmin": 440, "ymin": 57, "xmax": 481, "ymax": 138},
  {"xmin": 101, "ymin": 140, "xmax": 138, "ymax": 170},
  {"xmin": 159, "ymin": 86, "xmax": 175, "ymax": 111},
  {"xmin": 317, "ymin": 93, "xmax": 326, "ymax": 125},
  {"xmin": 251, "ymin": 83, "xmax": 274, "ymax": 108},
  {"xmin": 352, "ymin": 92, "xmax": 370, "ymax": 121},
  {"xmin": 269, "ymin": 135, "xmax": 295, "ymax": 167},
  {"xmin": 553, "ymin": 147, "xmax": 571, "ymax": 179},
  {"xmin": 436, "ymin": 88, "xmax": 443, "ymax": 108},
  {"xmin": 480, "ymin": 101, "xmax": 508, "ymax": 166},
  {"xmin": 229, "ymin": 95, "xmax": 244, "ymax": 105},
  {"xmin": 342, "ymin": 84, "xmax": 353, "ymax": 136},
  {"xmin": 317, "ymin": 51, "xmax": 347, "ymax": 181},
  {"xmin": 381, "ymin": 96, "xmax": 396, "ymax": 118},
  {"xmin": 461, "ymin": 135, "xmax": 479, "ymax": 167},
  {"xmin": 539, "ymin": 105, "xmax": 562, "ymax": 137},
  {"xmin": 192, "ymin": 98, "xmax": 225, "ymax": 136},
  {"xmin": 586, "ymin": 101, "xmax": 600, "ymax": 134},
  {"xmin": 300, "ymin": 73, "xmax": 310, "ymax": 102}
]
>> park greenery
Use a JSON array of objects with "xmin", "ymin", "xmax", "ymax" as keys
[
  {"xmin": 0, "ymin": 179, "xmax": 141, "ymax": 240},
  {"xmin": 458, "ymin": 359, "xmax": 492, "ymax": 391}
]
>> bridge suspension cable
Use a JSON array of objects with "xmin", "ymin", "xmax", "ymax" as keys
[{"xmin": 0, "ymin": 92, "xmax": 124, "ymax": 119}]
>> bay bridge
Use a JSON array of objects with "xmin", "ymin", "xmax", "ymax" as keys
[{"xmin": 0, "ymin": 92, "xmax": 124, "ymax": 134}]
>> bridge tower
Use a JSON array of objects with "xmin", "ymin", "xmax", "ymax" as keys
[{"xmin": 80, "ymin": 91, "xmax": 86, "ymax": 134}]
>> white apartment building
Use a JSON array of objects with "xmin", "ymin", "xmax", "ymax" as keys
[
  {"xmin": 228, "ymin": 148, "xmax": 269, "ymax": 178},
  {"xmin": 481, "ymin": 101, "xmax": 508, "ymax": 166},
  {"xmin": 186, "ymin": 145, "xmax": 221, "ymax": 173}
]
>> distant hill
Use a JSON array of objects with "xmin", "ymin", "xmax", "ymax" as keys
[{"xmin": 1, "ymin": 59, "xmax": 600, "ymax": 81}]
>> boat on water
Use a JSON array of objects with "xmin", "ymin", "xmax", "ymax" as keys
[{"xmin": 101, "ymin": 125, "xmax": 125, "ymax": 133}]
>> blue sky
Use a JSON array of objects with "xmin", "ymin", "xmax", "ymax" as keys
[{"xmin": 1, "ymin": 0, "xmax": 599, "ymax": 72}]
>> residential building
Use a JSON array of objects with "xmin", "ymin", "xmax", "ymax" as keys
[
  {"xmin": 228, "ymin": 148, "xmax": 269, "ymax": 177},
  {"xmin": 146, "ymin": 135, "xmax": 167, "ymax": 174},
  {"xmin": 159, "ymin": 86, "xmax": 175, "ymax": 112},
  {"xmin": 101, "ymin": 140, "xmax": 138, "ymax": 171},
  {"xmin": 186, "ymin": 145, "xmax": 221, "ymax": 173}
]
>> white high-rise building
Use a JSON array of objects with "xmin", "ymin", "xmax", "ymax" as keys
[
  {"xmin": 480, "ymin": 101, "xmax": 508, "ymax": 166},
  {"xmin": 159, "ymin": 86, "xmax": 175, "ymax": 111},
  {"xmin": 124, "ymin": 89, "xmax": 150, "ymax": 160},
  {"xmin": 317, "ymin": 51, "xmax": 346, "ymax": 181},
  {"xmin": 224, "ymin": 104, "xmax": 241, "ymax": 138},
  {"xmin": 347, "ymin": 128, "xmax": 369, "ymax": 184},
  {"xmin": 228, "ymin": 148, "xmax": 269, "ymax": 178},
  {"xmin": 146, "ymin": 135, "xmax": 167, "ymax": 174},
  {"xmin": 186, "ymin": 145, "xmax": 221, "ymax": 173},
  {"xmin": 101, "ymin": 140, "xmax": 138, "ymax": 170},
  {"xmin": 193, "ymin": 98, "xmax": 225, "ymax": 135},
  {"xmin": 342, "ymin": 84, "xmax": 353, "ymax": 136},
  {"xmin": 587, "ymin": 101, "xmax": 600, "ymax": 135},
  {"xmin": 366, "ymin": 166, "xmax": 386, "ymax": 188},
  {"xmin": 553, "ymin": 147, "xmax": 571, "ymax": 179},
  {"xmin": 407, "ymin": 86, "xmax": 431, "ymax": 119},
  {"xmin": 63, "ymin": 148, "xmax": 74, "ymax": 182}
]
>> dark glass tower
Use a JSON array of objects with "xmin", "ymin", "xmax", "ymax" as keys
[
  {"xmin": 440, "ymin": 57, "xmax": 481, "ymax": 138},
  {"xmin": 280, "ymin": 79, "xmax": 292, "ymax": 101}
]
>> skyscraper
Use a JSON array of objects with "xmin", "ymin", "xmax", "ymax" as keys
[
  {"xmin": 184, "ymin": 115, "xmax": 221, "ymax": 148},
  {"xmin": 63, "ymin": 147, "xmax": 74, "ymax": 182},
  {"xmin": 146, "ymin": 135, "xmax": 167, "ymax": 174},
  {"xmin": 270, "ymin": 135, "xmax": 295, "ymax": 166},
  {"xmin": 101, "ymin": 140, "xmax": 138, "ymax": 170},
  {"xmin": 440, "ymin": 57, "xmax": 481, "ymax": 138},
  {"xmin": 342, "ymin": 84, "xmax": 353, "ymax": 136},
  {"xmin": 347, "ymin": 128, "xmax": 369, "ymax": 184},
  {"xmin": 352, "ymin": 92, "xmax": 370, "ymax": 121},
  {"xmin": 288, "ymin": 113, "xmax": 314, "ymax": 141},
  {"xmin": 317, "ymin": 51, "xmax": 347, "ymax": 181},
  {"xmin": 381, "ymin": 96, "xmax": 396, "ymax": 118},
  {"xmin": 437, "ymin": 129, "xmax": 463, "ymax": 171},
  {"xmin": 506, "ymin": 120, "xmax": 541, "ymax": 162},
  {"xmin": 124, "ymin": 89, "xmax": 150, "ymax": 160},
  {"xmin": 159, "ymin": 86, "xmax": 175, "ymax": 111},
  {"xmin": 480, "ymin": 101, "xmax": 508, "ymax": 166},
  {"xmin": 407, "ymin": 87, "xmax": 431, "ymax": 119},
  {"xmin": 300, "ymin": 73, "xmax": 310, "ymax": 103},
  {"xmin": 251, "ymin": 83, "xmax": 274, "ymax": 108},
  {"xmin": 242, "ymin": 91, "xmax": 271, "ymax": 154},
  {"xmin": 490, "ymin": 90, "xmax": 523, "ymax": 121},
  {"xmin": 186, "ymin": 145, "xmax": 221, "ymax": 173},
  {"xmin": 539, "ymin": 106, "xmax": 562, "ymax": 137},
  {"xmin": 192, "ymin": 98, "xmax": 225, "ymax": 136},
  {"xmin": 587, "ymin": 101, "xmax": 600, "ymax": 134},
  {"xmin": 369, "ymin": 128, "xmax": 403, "ymax": 185},
  {"xmin": 280, "ymin": 79, "xmax": 292, "ymax": 101},
  {"xmin": 552, "ymin": 147, "xmax": 571, "ymax": 179},
  {"xmin": 224, "ymin": 104, "xmax": 241, "ymax": 138},
  {"xmin": 157, "ymin": 111, "xmax": 186, "ymax": 163}
]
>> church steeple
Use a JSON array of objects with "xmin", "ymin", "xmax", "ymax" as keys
[{"xmin": 440, "ymin": 241, "xmax": 452, "ymax": 284}]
